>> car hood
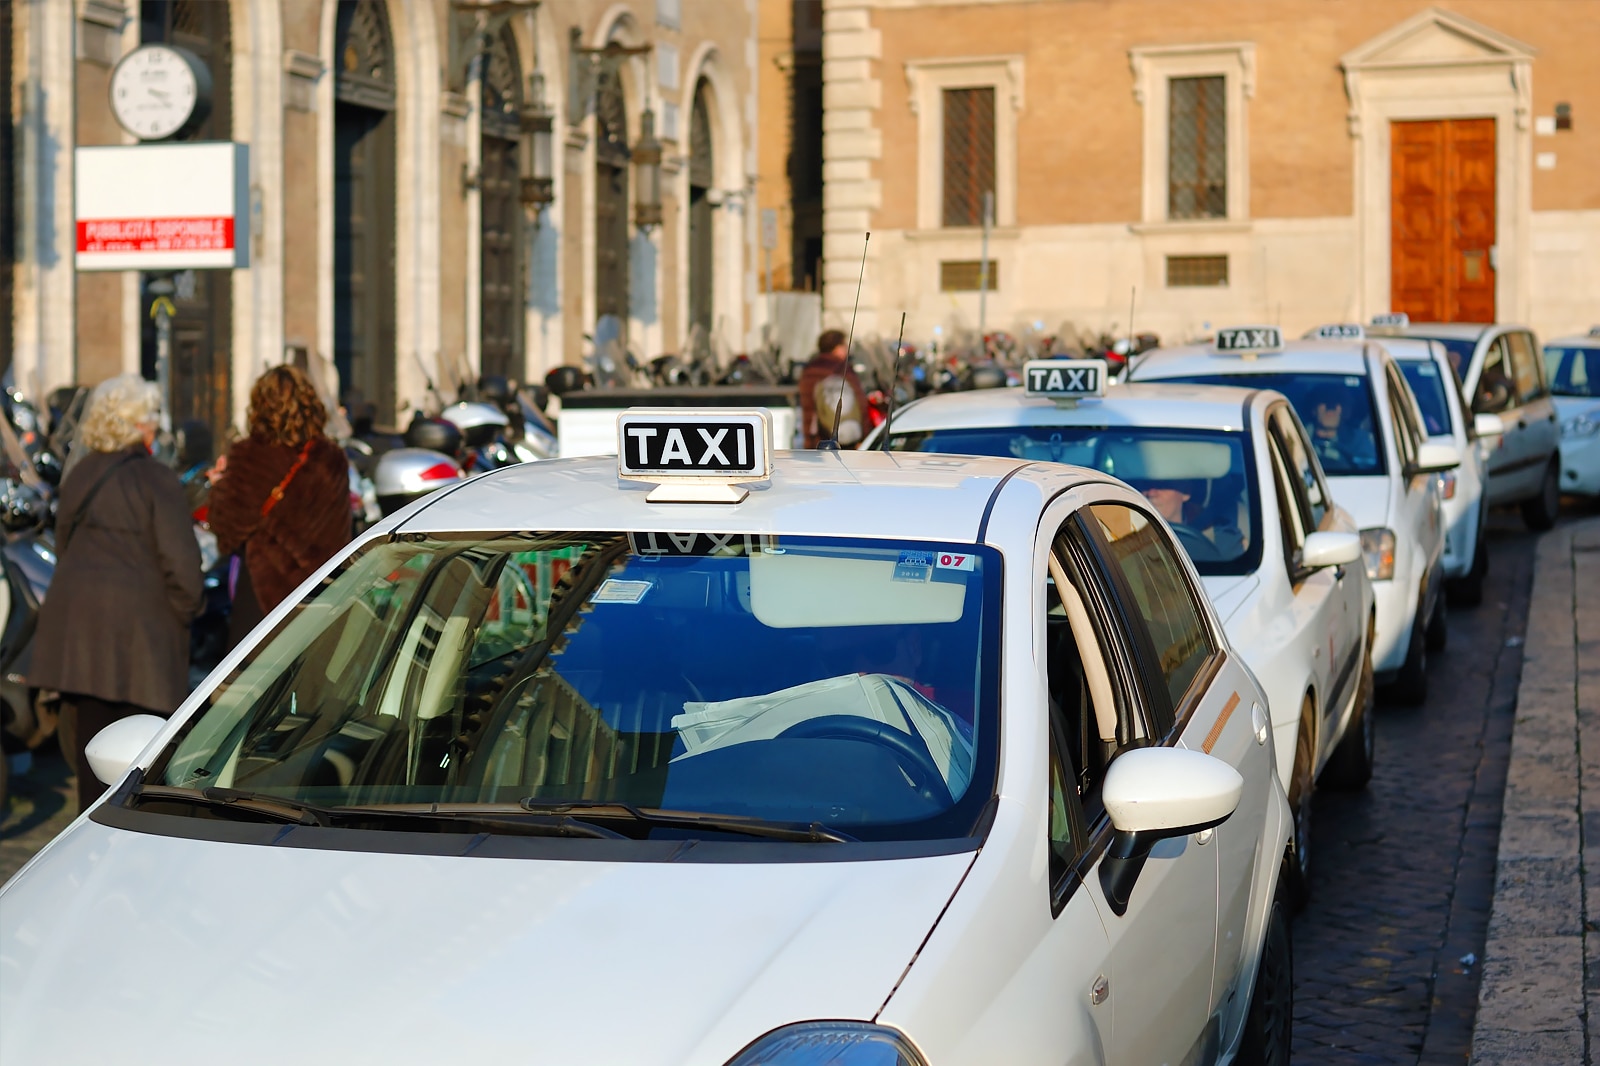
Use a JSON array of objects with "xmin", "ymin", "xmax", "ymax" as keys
[
  {"xmin": 1325, "ymin": 475, "xmax": 1392, "ymax": 529},
  {"xmin": 1552, "ymin": 396, "xmax": 1599, "ymax": 422},
  {"xmin": 1200, "ymin": 573, "xmax": 1260, "ymax": 624},
  {"xmin": 1, "ymin": 820, "xmax": 974, "ymax": 1065}
]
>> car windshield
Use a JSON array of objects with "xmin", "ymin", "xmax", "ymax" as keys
[
  {"xmin": 1397, "ymin": 359, "xmax": 1456, "ymax": 437},
  {"xmin": 887, "ymin": 425, "xmax": 1261, "ymax": 577},
  {"xmin": 1405, "ymin": 335, "xmax": 1478, "ymax": 379},
  {"xmin": 1156, "ymin": 372, "xmax": 1385, "ymax": 477},
  {"xmin": 1545, "ymin": 345, "xmax": 1599, "ymax": 398},
  {"xmin": 144, "ymin": 532, "xmax": 1000, "ymax": 843}
]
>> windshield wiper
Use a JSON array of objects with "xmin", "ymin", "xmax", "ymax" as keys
[
  {"xmin": 130, "ymin": 785, "xmax": 627, "ymax": 839},
  {"xmin": 516, "ymin": 799, "xmax": 857, "ymax": 843}
]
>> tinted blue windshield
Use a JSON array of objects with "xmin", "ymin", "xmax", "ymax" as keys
[
  {"xmin": 1545, "ymin": 345, "xmax": 1599, "ymax": 398},
  {"xmin": 147, "ymin": 532, "xmax": 1001, "ymax": 844},
  {"xmin": 1398, "ymin": 360, "xmax": 1455, "ymax": 437},
  {"xmin": 1152, "ymin": 373, "xmax": 1385, "ymax": 477}
]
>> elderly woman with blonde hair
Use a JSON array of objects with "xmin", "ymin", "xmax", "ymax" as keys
[{"xmin": 29, "ymin": 374, "xmax": 202, "ymax": 811}]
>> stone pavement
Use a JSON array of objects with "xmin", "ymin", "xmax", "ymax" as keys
[{"xmin": 1472, "ymin": 514, "xmax": 1600, "ymax": 1064}]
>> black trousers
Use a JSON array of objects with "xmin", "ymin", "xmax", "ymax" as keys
[{"xmin": 64, "ymin": 694, "xmax": 148, "ymax": 812}]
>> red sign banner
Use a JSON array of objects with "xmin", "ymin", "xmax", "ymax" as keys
[{"xmin": 76, "ymin": 217, "xmax": 235, "ymax": 254}]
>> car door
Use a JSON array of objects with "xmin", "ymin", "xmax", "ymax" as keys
[
  {"xmin": 1269, "ymin": 405, "xmax": 1363, "ymax": 744},
  {"xmin": 1066, "ymin": 498, "xmax": 1273, "ymax": 1060},
  {"xmin": 1471, "ymin": 334, "xmax": 1531, "ymax": 503},
  {"xmin": 1506, "ymin": 329, "xmax": 1560, "ymax": 477},
  {"xmin": 1383, "ymin": 360, "xmax": 1444, "ymax": 590}
]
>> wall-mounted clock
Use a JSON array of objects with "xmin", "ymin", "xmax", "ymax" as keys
[{"xmin": 109, "ymin": 44, "xmax": 213, "ymax": 141}]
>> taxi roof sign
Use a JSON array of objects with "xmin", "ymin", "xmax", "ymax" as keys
[
  {"xmin": 1023, "ymin": 358, "xmax": 1106, "ymax": 404},
  {"xmin": 617, "ymin": 408, "xmax": 774, "ymax": 503},
  {"xmin": 1370, "ymin": 312, "xmax": 1410, "ymax": 328},
  {"xmin": 1214, "ymin": 326, "xmax": 1282, "ymax": 355},
  {"xmin": 1589, "ymin": 325, "xmax": 1600, "ymax": 337},
  {"xmin": 1307, "ymin": 323, "xmax": 1365, "ymax": 341}
]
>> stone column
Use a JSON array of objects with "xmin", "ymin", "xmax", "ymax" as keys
[{"xmin": 819, "ymin": 0, "xmax": 880, "ymax": 337}]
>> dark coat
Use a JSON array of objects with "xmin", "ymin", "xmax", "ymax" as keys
[
  {"xmin": 30, "ymin": 446, "xmax": 204, "ymax": 713},
  {"xmin": 208, "ymin": 435, "xmax": 350, "ymax": 613}
]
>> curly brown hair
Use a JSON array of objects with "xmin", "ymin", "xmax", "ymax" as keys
[{"xmin": 247, "ymin": 365, "xmax": 327, "ymax": 448}]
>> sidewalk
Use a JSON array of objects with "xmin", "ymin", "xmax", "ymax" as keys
[{"xmin": 1471, "ymin": 514, "xmax": 1600, "ymax": 1064}]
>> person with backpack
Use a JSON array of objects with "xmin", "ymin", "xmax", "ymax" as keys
[
  {"xmin": 799, "ymin": 330, "xmax": 870, "ymax": 448},
  {"xmin": 28, "ymin": 375, "xmax": 203, "ymax": 812}
]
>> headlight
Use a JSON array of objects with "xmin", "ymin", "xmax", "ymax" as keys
[
  {"xmin": 1361, "ymin": 527, "xmax": 1396, "ymax": 581},
  {"xmin": 1562, "ymin": 415, "xmax": 1599, "ymax": 439},
  {"xmin": 726, "ymin": 1023, "xmax": 928, "ymax": 1066},
  {"xmin": 1437, "ymin": 470, "xmax": 1457, "ymax": 500}
]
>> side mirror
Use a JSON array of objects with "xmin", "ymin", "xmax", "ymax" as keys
[
  {"xmin": 1301, "ymin": 530, "xmax": 1362, "ymax": 570},
  {"xmin": 1098, "ymin": 747, "xmax": 1243, "ymax": 915},
  {"xmin": 1408, "ymin": 440, "xmax": 1460, "ymax": 476},
  {"xmin": 85, "ymin": 714, "xmax": 166, "ymax": 786},
  {"xmin": 1474, "ymin": 412, "xmax": 1506, "ymax": 438}
]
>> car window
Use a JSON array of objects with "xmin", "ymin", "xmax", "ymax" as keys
[
  {"xmin": 147, "ymin": 532, "xmax": 1003, "ymax": 844},
  {"xmin": 1270, "ymin": 406, "xmax": 1330, "ymax": 530},
  {"xmin": 1083, "ymin": 503, "xmax": 1218, "ymax": 724},
  {"xmin": 1265, "ymin": 428, "xmax": 1307, "ymax": 576},
  {"xmin": 1507, "ymin": 332, "xmax": 1546, "ymax": 403},
  {"xmin": 1384, "ymin": 366, "xmax": 1421, "ymax": 469},
  {"xmin": 1161, "ymin": 372, "xmax": 1384, "ymax": 476},
  {"xmin": 1398, "ymin": 359, "xmax": 1455, "ymax": 437},
  {"xmin": 1545, "ymin": 345, "xmax": 1599, "ymax": 398},
  {"xmin": 1474, "ymin": 337, "xmax": 1517, "ymax": 414},
  {"xmin": 888, "ymin": 425, "xmax": 1261, "ymax": 576}
]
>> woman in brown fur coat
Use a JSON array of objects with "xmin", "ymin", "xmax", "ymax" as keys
[{"xmin": 208, "ymin": 366, "xmax": 351, "ymax": 645}]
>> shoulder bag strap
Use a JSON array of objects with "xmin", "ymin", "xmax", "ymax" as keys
[
  {"xmin": 61, "ymin": 453, "xmax": 137, "ymax": 549},
  {"xmin": 259, "ymin": 441, "xmax": 316, "ymax": 520}
]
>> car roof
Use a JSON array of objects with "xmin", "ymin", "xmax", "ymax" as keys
[
  {"xmin": 1374, "ymin": 322, "xmax": 1492, "ymax": 341},
  {"xmin": 1370, "ymin": 336, "xmax": 1442, "ymax": 363},
  {"xmin": 889, "ymin": 382, "xmax": 1262, "ymax": 434},
  {"xmin": 1130, "ymin": 338, "xmax": 1373, "ymax": 380},
  {"xmin": 1546, "ymin": 333, "xmax": 1600, "ymax": 348},
  {"xmin": 393, "ymin": 449, "xmax": 1118, "ymax": 542}
]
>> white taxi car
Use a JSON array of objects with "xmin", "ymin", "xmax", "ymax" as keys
[
  {"xmin": 1130, "ymin": 327, "xmax": 1459, "ymax": 704},
  {"xmin": 2, "ymin": 411, "xmax": 1292, "ymax": 1066},
  {"xmin": 1544, "ymin": 328, "xmax": 1600, "ymax": 499},
  {"xmin": 871, "ymin": 364, "xmax": 1373, "ymax": 905},
  {"xmin": 1311, "ymin": 325, "xmax": 1497, "ymax": 606}
]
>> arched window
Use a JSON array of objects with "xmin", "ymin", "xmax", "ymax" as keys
[
  {"xmin": 139, "ymin": 0, "xmax": 232, "ymax": 441},
  {"xmin": 593, "ymin": 61, "xmax": 630, "ymax": 332},
  {"xmin": 688, "ymin": 80, "xmax": 715, "ymax": 338},
  {"xmin": 480, "ymin": 27, "xmax": 523, "ymax": 383},
  {"xmin": 334, "ymin": 0, "xmax": 398, "ymax": 420}
]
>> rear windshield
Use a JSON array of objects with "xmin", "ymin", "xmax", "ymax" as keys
[
  {"xmin": 888, "ymin": 425, "xmax": 1262, "ymax": 577},
  {"xmin": 1397, "ymin": 359, "xmax": 1456, "ymax": 437},
  {"xmin": 143, "ymin": 533, "xmax": 1001, "ymax": 845},
  {"xmin": 1545, "ymin": 345, "xmax": 1599, "ymax": 398},
  {"xmin": 1155, "ymin": 372, "xmax": 1386, "ymax": 477}
]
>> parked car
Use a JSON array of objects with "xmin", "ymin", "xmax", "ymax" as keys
[
  {"xmin": 1542, "ymin": 328, "xmax": 1600, "ymax": 500},
  {"xmin": 1369, "ymin": 316, "xmax": 1562, "ymax": 529},
  {"xmin": 873, "ymin": 365, "xmax": 1374, "ymax": 905},
  {"xmin": 1, "ymin": 411, "xmax": 1292, "ymax": 1066},
  {"xmin": 1129, "ymin": 326, "xmax": 1456, "ymax": 704}
]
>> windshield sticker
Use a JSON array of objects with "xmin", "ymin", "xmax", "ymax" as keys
[
  {"xmin": 593, "ymin": 578, "xmax": 652, "ymax": 604},
  {"xmin": 935, "ymin": 551, "xmax": 976, "ymax": 572},
  {"xmin": 1346, "ymin": 376, "xmax": 1362, "ymax": 387},
  {"xmin": 1417, "ymin": 363, "xmax": 1438, "ymax": 377},
  {"xmin": 894, "ymin": 550, "xmax": 934, "ymax": 583}
]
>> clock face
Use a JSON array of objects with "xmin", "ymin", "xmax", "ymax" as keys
[{"xmin": 110, "ymin": 45, "xmax": 201, "ymax": 140}]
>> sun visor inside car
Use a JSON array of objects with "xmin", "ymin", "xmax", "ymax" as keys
[
  {"xmin": 749, "ymin": 550, "xmax": 968, "ymax": 628},
  {"xmin": 1102, "ymin": 438, "xmax": 1233, "ymax": 481}
]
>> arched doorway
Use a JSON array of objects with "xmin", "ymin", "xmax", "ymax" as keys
[
  {"xmin": 593, "ymin": 62, "xmax": 630, "ymax": 332},
  {"xmin": 479, "ymin": 26, "xmax": 523, "ymax": 383},
  {"xmin": 687, "ymin": 81, "xmax": 715, "ymax": 339},
  {"xmin": 139, "ymin": 0, "xmax": 232, "ymax": 440},
  {"xmin": 334, "ymin": 0, "xmax": 397, "ymax": 421}
]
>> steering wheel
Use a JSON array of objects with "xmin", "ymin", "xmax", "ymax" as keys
[
  {"xmin": 1172, "ymin": 522, "xmax": 1225, "ymax": 562},
  {"xmin": 777, "ymin": 715, "xmax": 955, "ymax": 808}
]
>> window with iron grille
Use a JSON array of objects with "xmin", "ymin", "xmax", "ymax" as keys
[
  {"xmin": 943, "ymin": 87, "xmax": 995, "ymax": 227},
  {"xmin": 940, "ymin": 260, "xmax": 999, "ymax": 292},
  {"xmin": 1168, "ymin": 76, "xmax": 1226, "ymax": 220},
  {"xmin": 1166, "ymin": 255, "xmax": 1229, "ymax": 287}
]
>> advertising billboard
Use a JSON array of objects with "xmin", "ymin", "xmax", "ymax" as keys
[{"xmin": 75, "ymin": 141, "xmax": 249, "ymax": 271}]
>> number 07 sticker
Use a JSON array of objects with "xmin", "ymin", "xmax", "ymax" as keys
[{"xmin": 936, "ymin": 551, "xmax": 976, "ymax": 572}]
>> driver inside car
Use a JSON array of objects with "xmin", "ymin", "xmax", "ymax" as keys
[{"xmin": 1132, "ymin": 477, "xmax": 1245, "ymax": 561}]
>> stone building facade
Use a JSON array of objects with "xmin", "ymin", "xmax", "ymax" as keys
[
  {"xmin": 5, "ymin": 0, "xmax": 761, "ymax": 433},
  {"xmin": 818, "ymin": 0, "xmax": 1600, "ymax": 347}
]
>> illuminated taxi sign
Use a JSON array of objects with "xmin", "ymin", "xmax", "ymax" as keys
[
  {"xmin": 1308, "ymin": 323, "xmax": 1364, "ymax": 341},
  {"xmin": 1370, "ymin": 312, "xmax": 1410, "ymax": 328},
  {"xmin": 1023, "ymin": 358, "xmax": 1106, "ymax": 404},
  {"xmin": 617, "ymin": 408, "xmax": 773, "ymax": 503},
  {"xmin": 1214, "ymin": 326, "xmax": 1282, "ymax": 355}
]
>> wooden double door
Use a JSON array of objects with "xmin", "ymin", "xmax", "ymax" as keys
[{"xmin": 1390, "ymin": 118, "xmax": 1496, "ymax": 323}]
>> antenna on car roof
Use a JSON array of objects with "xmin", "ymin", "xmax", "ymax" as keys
[
  {"xmin": 821, "ymin": 231, "xmax": 870, "ymax": 452},
  {"xmin": 881, "ymin": 311, "xmax": 907, "ymax": 451}
]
